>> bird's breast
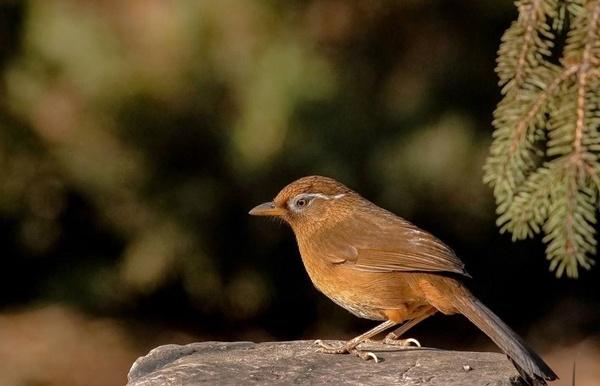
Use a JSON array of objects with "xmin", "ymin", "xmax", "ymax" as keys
[{"xmin": 296, "ymin": 238, "xmax": 427, "ymax": 321}]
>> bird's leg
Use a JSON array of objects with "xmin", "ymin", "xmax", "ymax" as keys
[
  {"xmin": 314, "ymin": 320, "xmax": 398, "ymax": 362},
  {"xmin": 383, "ymin": 308, "xmax": 436, "ymax": 347}
]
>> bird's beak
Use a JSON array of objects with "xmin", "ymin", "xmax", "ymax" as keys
[{"xmin": 249, "ymin": 201, "xmax": 285, "ymax": 217}]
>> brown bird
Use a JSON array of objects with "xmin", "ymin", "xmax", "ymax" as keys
[{"xmin": 249, "ymin": 176, "xmax": 557, "ymax": 385}]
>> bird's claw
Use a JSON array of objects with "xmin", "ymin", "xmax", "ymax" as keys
[
  {"xmin": 313, "ymin": 339, "xmax": 347, "ymax": 353},
  {"xmin": 383, "ymin": 333, "xmax": 421, "ymax": 347},
  {"xmin": 313, "ymin": 339, "xmax": 335, "ymax": 350},
  {"xmin": 313, "ymin": 339, "xmax": 380, "ymax": 362},
  {"xmin": 350, "ymin": 348, "xmax": 380, "ymax": 362}
]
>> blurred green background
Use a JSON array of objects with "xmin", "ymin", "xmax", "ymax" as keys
[{"xmin": 0, "ymin": 1, "xmax": 598, "ymax": 385}]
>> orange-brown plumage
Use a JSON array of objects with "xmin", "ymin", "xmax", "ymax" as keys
[{"xmin": 250, "ymin": 176, "xmax": 557, "ymax": 385}]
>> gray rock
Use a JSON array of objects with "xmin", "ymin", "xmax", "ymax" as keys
[{"xmin": 127, "ymin": 341, "xmax": 523, "ymax": 385}]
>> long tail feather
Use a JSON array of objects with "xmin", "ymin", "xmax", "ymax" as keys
[{"xmin": 452, "ymin": 286, "xmax": 558, "ymax": 385}]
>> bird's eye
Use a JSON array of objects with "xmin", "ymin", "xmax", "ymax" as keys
[{"xmin": 289, "ymin": 195, "xmax": 315, "ymax": 211}]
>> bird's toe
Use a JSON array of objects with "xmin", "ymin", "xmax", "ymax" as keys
[{"xmin": 383, "ymin": 333, "xmax": 421, "ymax": 347}]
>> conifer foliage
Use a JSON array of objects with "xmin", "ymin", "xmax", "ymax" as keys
[{"xmin": 484, "ymin": 0, "xmax": 600, "ymax": 278}]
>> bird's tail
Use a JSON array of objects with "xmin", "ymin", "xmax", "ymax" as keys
[{"xmin": 451, "ymin": 285, "xmax": 558, "ymax": 385}]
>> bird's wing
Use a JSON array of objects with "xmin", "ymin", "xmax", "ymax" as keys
[{"xmin": 316, "ymin": 209, "xmax": 469, "ymax": 277}]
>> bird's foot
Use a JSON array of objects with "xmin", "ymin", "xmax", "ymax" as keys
[
  {"xmin": 313, "ymin": 339, "xmax": 380, "ymax": 362},
  {"xmin": 313, "ymin": 339, "xmax": 347, "ymax": 354},
  {"xmin": 382, "ymin": 333, "xmax": 421, "ymax": 347},
  {"xmin": 349, "ymin": 347, "xmax": 380, "ymax": 362}
]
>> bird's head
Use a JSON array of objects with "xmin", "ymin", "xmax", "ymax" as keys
[{"xmin": 249, "ymin": 176, "xmax": 355, "ymax": 230}]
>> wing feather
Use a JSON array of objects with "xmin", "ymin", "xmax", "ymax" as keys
[{"xmin": 316, "ymin": 209, "xmax": 469, "ymax": 277}]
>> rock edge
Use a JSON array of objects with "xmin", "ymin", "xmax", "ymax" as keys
[{"xmin": 127, "ymin": 340, "xmax": 523, "ymax": 386}]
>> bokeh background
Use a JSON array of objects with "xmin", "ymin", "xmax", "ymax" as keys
[{"xmin": 0, "ymin": 1, "xmax": 598, "ymax": 385}]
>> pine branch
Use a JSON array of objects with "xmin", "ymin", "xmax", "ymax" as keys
[
  {"xmin": 497, "ymin": 0, "xmax": 558, "ymax": 93},
  {"xmin": 497, "ymin": 163, "xmax": 556, "ymax": 239},
  {"xmin": 542, "ymin": 0, "xmax": 600, "ymax": 277},
  {"xmin": 484, "ymin": 65, "xmax": 574, "ymax": 207},
  {"xmin": 543, "ymin": 161, "xmax": 596, "ymax": 278},
  {"xmin": 485, "ymin": 0, "xmax": 561, "ymax": 210},
  {"xmin": 572, "ymin": 0, "xmax": 600, "ymax": 165},
  {"xmin": 515, "ymin": 0, "xmax": 544, "ymax": 87},
  {"xmin": 486, "ymin": 0, "xmax": 600, "ymax": 278}
]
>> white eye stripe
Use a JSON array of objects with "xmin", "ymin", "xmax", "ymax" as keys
[
  {"xmin": 293, "ymin": 193, "xmax": 345, "ymax": 202},
  {"xmin": 306, "ymin": 193, "xmax": 346, "ymax": 201},
  {"xmin": 287, "ymin": 193, "xmax": 346, "ymax": 211}
]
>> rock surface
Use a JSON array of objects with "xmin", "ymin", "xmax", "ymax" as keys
[{"xmin": 127, "ymin": 340, "xmax": 523, "ymax": 386}]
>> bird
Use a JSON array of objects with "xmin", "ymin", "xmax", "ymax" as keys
[{"xmin": 249, "ymin": 175, "xmax": 558, "ymax": 385}]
